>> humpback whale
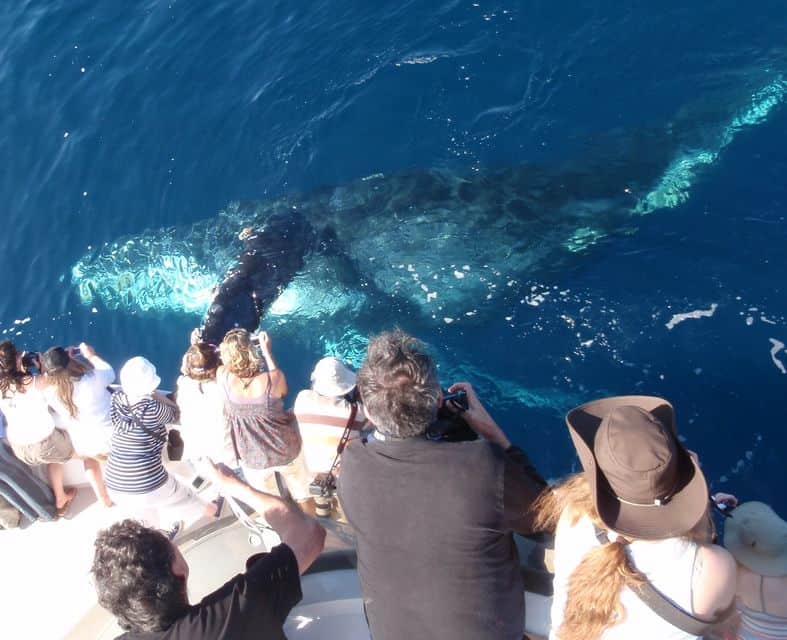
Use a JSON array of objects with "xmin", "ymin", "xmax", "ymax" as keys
[
  {"xmin": 199, "ymin": 212, "xmax": 314, "ymax": 344},
  {"xmin": 71, "ymin": 76, "xmax": 785, "ymax": 350}
]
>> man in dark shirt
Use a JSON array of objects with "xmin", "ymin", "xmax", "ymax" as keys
[
  {"xmin": 91, "ymin": 463, "xmax": 325, "ymax": 639},
  {"xmin": 338, "ymin": 329, "xmax": 547, "ymax": 640}
]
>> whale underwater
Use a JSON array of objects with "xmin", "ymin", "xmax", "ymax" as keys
[{"xmin": 71, "ymin": 76, "xmax": 786, "ymax": 410}]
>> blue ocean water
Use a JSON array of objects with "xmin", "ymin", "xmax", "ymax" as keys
[{"xmin": 1, "ymin": 1, "xmax": 785, "ymax": 513}]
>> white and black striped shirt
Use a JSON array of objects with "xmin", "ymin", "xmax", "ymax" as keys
[{"xmin": 105, "ymin": 391, "xmax": 175, "ymax": 494}]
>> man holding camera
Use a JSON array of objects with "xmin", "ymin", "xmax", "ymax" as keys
[{"xmin": 338, "ymin": 330, "xmax": 547, "ymax": 640}]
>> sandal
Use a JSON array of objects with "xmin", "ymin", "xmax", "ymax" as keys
[{"xmin": 211, "ymin": 496, "xmax": 225, "ymax": 519}]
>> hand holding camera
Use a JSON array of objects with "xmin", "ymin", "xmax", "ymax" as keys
[
  {"xmin": 250, "ymin": 331, "xmax": 272, "ymax": 354},
  {"xmin": 442, "ymin": 389, "xmax": 469, "ymax": 412},
  {"xmin": 446, "ymin": 382, "xmax": 511, "ymax": 450},
  {"xmin": 20, "ymin": 350, "xmax": 41, "ymax": 374},
  {"xmin": 711, "ymin": 492, "xmax": 738, "ymax": 517}
]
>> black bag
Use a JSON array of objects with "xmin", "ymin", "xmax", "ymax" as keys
[{"xmin": 166, "ymin": 429, "xmax": 185, "ymax": 461}]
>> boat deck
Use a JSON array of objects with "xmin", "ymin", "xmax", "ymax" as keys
[{"xmin": 2, "ymin": 460, "xmax": 553, "ymax": 640}]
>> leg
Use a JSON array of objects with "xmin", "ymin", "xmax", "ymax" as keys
[
  {"xmin": 151, "ymin": 475, "xmax": 208, "ymax": 528},
  {"xmin": 83, "ymin": 458, "xmax": 113, "ymax": 507},
  {"xmin": 46, "ymin": 463, "xmax": 75, "ymax": 511}
]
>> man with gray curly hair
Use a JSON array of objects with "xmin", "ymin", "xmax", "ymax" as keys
[{"xmin": 338, "ymin": 329, "xmax": 547, "ymax": 640}]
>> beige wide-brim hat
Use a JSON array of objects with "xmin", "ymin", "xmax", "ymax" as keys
[
  {"xmin": 724, "ymin": 501, "xmax": 787, "ymax": 577},
  {"xmin": 566, "ymin": 395, "xmax": 709, "ymax": 540},
  {"xmin": 120, "ymin": 356, "xmax": 161, "ymax": 400},
  {"xmin": 311, "ymin": 357, "xmax": 356, "ymax": 397}
]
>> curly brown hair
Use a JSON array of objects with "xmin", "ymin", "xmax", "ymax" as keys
[
  {"xmin": 219, "ymin": 328, "xmax": 261, "ymax": 380},
  {"xmin": 180, "ymin": 342, "xmax": 221, "ymax": 382},
  {"xmin": 91, "ymin": 519, "xmax": 188, "ymax": 632}
]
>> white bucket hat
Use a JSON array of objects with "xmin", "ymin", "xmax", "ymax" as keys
[
  {"xmin": 311, "ymin": 357, "xmax": 356, "ymax": 397},
  {"xmin": 724, "ymin": 501, "xmax": 787, "ymax": 577},
  {"xmin": 120, "ymin": 356, "xmax": 161, "ymax": 400}
]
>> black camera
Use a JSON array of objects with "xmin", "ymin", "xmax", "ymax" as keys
[
  {"xmin": 426, "ymin": 389, "xmax": 476, "ymax": 442},
  {"xmin": 344, "ymin": 386, "xmax": 361, "ymax": 405},
  {"xmin": 20, "ymin": 351, "xmax": 41, "ymax": 374},
  {"xmin": 309, "ymin": 472, "xmax": 337, "ymax": 518},
  {"xmin": 442, "ymin": 389, "xmax": 468, "ymax": 412}
]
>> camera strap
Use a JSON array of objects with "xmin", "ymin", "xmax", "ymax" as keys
[
  {"xmin": 593, "ymin": 525, "xmax": 734, "ymax": 635},
  {"xmin": 323, "ymin": 402, "xmax": 358, "ymax": 489}
]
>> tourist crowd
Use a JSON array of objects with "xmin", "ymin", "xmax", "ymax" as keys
[{"xmin": 0, "ymin": 328, "xmax": 785, "ymax": 639}]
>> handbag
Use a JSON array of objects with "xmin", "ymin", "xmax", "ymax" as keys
[{"xmin": 166, "ymin": 429, "xmax": 185, "ymax": 462}]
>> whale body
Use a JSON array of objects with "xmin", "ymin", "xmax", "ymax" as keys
[{"xmin": 70, "ymin": 76, "xmax": 786, "ymax": 393}]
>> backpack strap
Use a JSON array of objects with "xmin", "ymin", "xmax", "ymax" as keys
[{"xmin": 594, "ymin": 526, "xmax": 732, "ymax": 636}]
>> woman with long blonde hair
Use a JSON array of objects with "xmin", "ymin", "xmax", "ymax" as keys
[
  {"xmin": 217, "ymin": 328, "xmax": 307, "ymax": 498},
  {"xmin": 535, "ymin": 396, "xmax": 737, "ymax": 640},
  {"xmin": 40, "ymin": 343, "xmax": 114, "ymax": 506}
]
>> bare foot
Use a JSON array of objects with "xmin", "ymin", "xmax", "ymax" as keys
[{"xmin": 56, "ymin": 487, "xmax": 77, "ymax": 516}]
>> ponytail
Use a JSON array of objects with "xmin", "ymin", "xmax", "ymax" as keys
[
  {"xmin": 532, "ymin": 474, "xmax": 646, "ymax": 640},
  {"xmin": 558, "ymin": 538, "xmax": 645, "ymax": 640}
]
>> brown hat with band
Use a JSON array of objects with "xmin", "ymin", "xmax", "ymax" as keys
[{"xmin": 566, "ymin": 395, "xmax": 708, "ymax": 540}]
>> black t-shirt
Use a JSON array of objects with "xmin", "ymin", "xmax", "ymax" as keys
[
  {"xmin": 338, "ymin": 436, "xmax": 547, "ymax": 640},
  {"xmin": 118, "ymin": 544, "xmax": 302, "ymax": 640}
]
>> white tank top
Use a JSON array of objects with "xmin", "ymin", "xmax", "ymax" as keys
[
  {"xmin": 550, "ymin": 512, "xmax": 700, "ymax": 640},
  {"xmin": 0, "ymin": 380, "xmax": 57, "ymax": 446}
]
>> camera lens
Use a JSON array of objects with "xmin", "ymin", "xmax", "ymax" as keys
[{"xmin": 314, "ymin": 494, "xmax": 332, "ymax": 518}]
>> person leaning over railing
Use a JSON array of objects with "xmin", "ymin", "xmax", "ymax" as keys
[
  {"xmin": 176, "ymin": 342, "xmax": 234, "ymax": 466},
  {"xmin": 533, "ymin": 395, "xmax": 737, "ymax": 640},
  {"xmin": 716, "ymin": 500, "xmax": 787, "ymax": 640},
  {"xmin": 40, "ymin": 343, "xmax": 114, "ymax": 507},
  {"xmin": 337, "ymin": 329, "xmax": 548, "ymax": 640},
  {"xmin": 292, "ymin": 356, "xmax": 367, "ymax": 476},
  {"xmin": 90, "ymin": 459, "xmax": 325, "ymax": 639},
  {"xmin": 104, "ymin": 356, "xmax": 214, "ymax": 536},
  {"xmin": 0, "ymin": 339, "xmax": 76, "ymax": 516},
  {"xmin": 216, "ymin": 328, "xmax": 309, "ymax": 500}
]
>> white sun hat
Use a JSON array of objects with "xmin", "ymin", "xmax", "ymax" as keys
[
  {"xmin": 120, "ymin": 356, "xmax": 162, "ymax": 400},
  {"xmin": 311, "ymin": 357, "xmax": 356, "ymax": 397},
  {"xmin": 724, "ymin": 501, "xmax": 787, "ymax": 577}
]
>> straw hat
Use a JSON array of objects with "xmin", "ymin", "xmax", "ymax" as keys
[
  {"xmin": 566, "ymin": 395, "xmax": 708, "ymax": 539},
  {"xmin": 311, "ymin": 357, "xmax": 356, "ymax": 397},
  {"xmin": 120, "ymin": 356, "xmax": 161, "ymax": 400},
  {"xmin": 724, "ymin": 501, "xmax": 787, "ymax": 577}
]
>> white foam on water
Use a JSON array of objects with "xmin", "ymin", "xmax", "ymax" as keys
[
  {"xmin": 398, "ymin": 54, "xmax": 439, "ymax": 65},
  {"xmin": 665, "ymin": 303, "xmax": 718, "ymax": 330},
  {"xmin": 768, "ymin": 338, "xmax": 786, "ymax": 374}
]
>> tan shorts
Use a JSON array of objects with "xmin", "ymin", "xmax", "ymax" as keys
[{"xmin": 12, "ymin": 429, "xmax": 75, "ymax": 465}]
